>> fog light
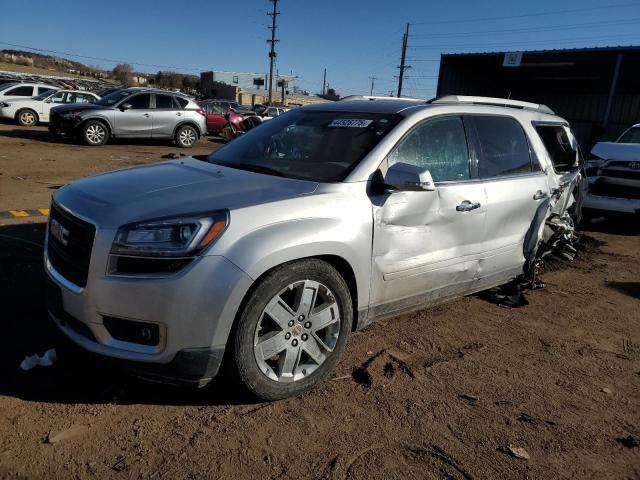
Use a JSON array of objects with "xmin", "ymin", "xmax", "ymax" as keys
[{"xmin": 103, "ymin": 316, "xmax": 160, "ymax": 346}]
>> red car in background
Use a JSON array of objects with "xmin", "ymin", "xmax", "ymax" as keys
[{"xmin": 199, "ymin": 100, "xmax": 254, "ymax": 135}]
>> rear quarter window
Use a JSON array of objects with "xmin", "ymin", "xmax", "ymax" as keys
[
  {"xmin": 175, "ymin": 97, "xmax": 189, "ymax": 109},
  {"xmin": 534, "ymin": 125, "xmax": 579, "ymax": 172},
  {"xmin": 470, "ymin": 116, "xmax": 533, "ymax": 178}
]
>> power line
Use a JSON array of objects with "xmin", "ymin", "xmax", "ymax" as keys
[
  {"xmin": 409, "ymin": 33, "xmax": 640, "ymax": 50},
  {"xmin": 409, "ymin": 18, "xmax": 640, "ymax": 38},
  {"xmin": 410, "ymin": 2, "xmax": 640, "ymax": 25}
]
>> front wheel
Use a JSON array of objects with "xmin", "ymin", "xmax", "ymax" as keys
[
  {"xmin": 175, "ymin": 125, "xmax": 198, "ymax": 148},
  {"xmin": 17, "ymin": 109, "xmax": 38, "ymax": 127},
  {"xmin": 82, "ymin": 120, "xmax": 108, "ymax": 146},
  {"xmin": 230, "ymin": 259, "xmax": 353, "ymax": 400}
]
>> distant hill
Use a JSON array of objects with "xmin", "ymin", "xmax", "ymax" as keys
[{"xmin": 0, "ymin": 49, "xmax": 109, "ymax": 79}]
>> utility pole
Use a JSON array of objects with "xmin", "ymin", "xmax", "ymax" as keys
[
  {"xmin": 267, "ymin": 0, "xmax": 279, "ymax": 106},
  {"xmin": 397, "ymin": 23, "xmax": 410, "ymax": 97},
  {"xmin": 322, "ymin": 68, "xmax": 327, "ymax": 96},
  {"xmin": 369, "ymin": 76, "xmax": 377, "ymax": 96}
]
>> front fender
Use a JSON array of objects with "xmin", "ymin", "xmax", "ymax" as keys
[
  {"xmin": 79, "ymin": 113, "xmax": 115, "ymax": 135},
  {"xmin": 217, "ymin": 217, "xmax": 371, "ymax": 310}
]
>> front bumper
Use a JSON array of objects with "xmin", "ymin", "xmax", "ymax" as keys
[
  {"xmin": 45, "ymin": 242, "xmax": 254, "ymax": 386},
  {"xmin": 582, "ymin": 193, "xmax": 640, "ymax": 214}
]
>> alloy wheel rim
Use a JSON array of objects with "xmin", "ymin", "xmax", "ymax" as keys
[
  {"xmin": 180, "ymin": 128, "xmax": 196, "ymax": 146},
  {"xmin": 254, "ymin": 279, "xmax": 341, "ymax": 383},
  {"xmin": 86, "ymin": 124, "xmax": 105, "ymax": 144},
  {"xmin": 21, "ymin": 112, "xmax": 35, "ymax": 125}
]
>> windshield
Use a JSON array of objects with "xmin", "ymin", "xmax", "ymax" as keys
[
  {"xmin": 207, "ymin": 110, "xmax": 401, "ymax": 182},
  {"xmin": 0, "ymin": 82, "xmax": 18, "ymax": 92},
  {"xmin": 33, "ymin": 90, "xmax": 57, "ymax": 101},
  {"xmin": 95, "ymin": 90, "xmax": 130, "ymax": 106},
  {"xmin": 618, "ymin": 127, "xmax": 640, "ymax": 144}
]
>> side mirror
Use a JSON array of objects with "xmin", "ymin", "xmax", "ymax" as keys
[
  {"xmin": 384, "ymin": 162, "xmax": 436, "ymax": 192},
  {"xmin": 120, "ymin": 103, "xmax": 132, "ymax": 111}
]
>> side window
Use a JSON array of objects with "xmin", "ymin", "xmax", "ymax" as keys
[
  {"xmin": 128, "ymin": 94, "xmax": 151, "ymax": 109},
  {"xmin": 50, "ymin": 91, "xmax": 66, "ymax": 103},
  {"xmin": 535, "ymin": 125, "xmax": 579, "ymax": 172},
  {"xmin": 6, "ymin": 86, "xmax": 34, "ymax": 96},
  {"xmin": 77, "ymin": 94, "xmax": 94, "ymax": 103},
  {"xmin": 38, "ymin": 87, "xmax": 54, "ymax": 95},
  {"xmin": 63, "ymin": 93, "xmax": 77, "ymax": 103},
  {"xmin": 387, "ymin": 116, "xmax": 470, "ymax": 182},
  {"xmin": 175, "ymin": 97, "xmax": 188, "ymax": 109},
  {"xmin": 472, "ymin": 116, "xmax": 532, "ymax": 178},
  {"xmin": 155, "ymin": 94, "xmax": 174, "ymax": 109}
]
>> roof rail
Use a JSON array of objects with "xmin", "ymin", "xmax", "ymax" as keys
[
  {"xmin": 339, "ymin": 95, "xmax": 425, "ymax": 102},
  {"xmin": 431, "ymin": 95, "xmax": 555, "ymax": 115}
]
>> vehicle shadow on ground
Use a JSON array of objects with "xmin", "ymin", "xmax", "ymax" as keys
[
  {"xmin": 0, "ymin": 222, "xmax": 258, "ymax": 407},
  {"xmin": 606, "ymin": 281, "xmax": 640, "ymax": 299}
]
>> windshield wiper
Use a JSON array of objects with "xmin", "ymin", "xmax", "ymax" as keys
[{"xmin": 217, "ymin": 162, "xmax": 285, "ymax": 178}]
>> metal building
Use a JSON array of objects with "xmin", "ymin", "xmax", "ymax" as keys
[{"xmin": 436, "ymin": 46, "xmax": 640, "ymax": 148}]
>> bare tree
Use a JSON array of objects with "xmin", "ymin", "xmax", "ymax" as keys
[{"xmin": 112, "ymin": 63, "xmax": 133, "ymax": 85}]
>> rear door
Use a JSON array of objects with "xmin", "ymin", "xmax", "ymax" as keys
[
  {"xmin": 369, "ymin": 115, "xmax": 488, "ymax": 316},
  {"xmin": 151, "ymin": 94, "xmax": 181, "ymax": 138},
  {"xmin": 205, "ymin": 103, "xmax": 227, "ymax": 133},
  {"xmin": 467, "ymin": 115, "xmax": 549, "ymax": 281},
  {"xmin": 114, "ymin": 93, "xmax": 153, "ymax": 137}
]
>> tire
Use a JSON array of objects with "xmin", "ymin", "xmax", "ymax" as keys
[
  {"xmin": 82, "ymin": 120, "xmax": 109, "ymax": 146},
  {"xmin": 175, "ymin": 125, "xmax": 198, "ymax": 148},
  {"xmin": 230, "ymin": 259, "xmax": 353, "ymax": 400},
  {"xmin": 17, "ymin": 109, "xmax": 38, "ymax": 127}
]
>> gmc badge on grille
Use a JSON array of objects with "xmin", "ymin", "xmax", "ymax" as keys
[{"xmin": 50, "ymin": 219, "xmax": 69, "ymax": 246}]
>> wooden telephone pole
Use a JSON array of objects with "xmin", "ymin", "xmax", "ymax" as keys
[
  {"xmin": 267, "ymin": 0, "xmax": 279, "ymax": 106},
  {"xmin": 397, "ymin": 23, "xmax": 410, "ymax": 97}
]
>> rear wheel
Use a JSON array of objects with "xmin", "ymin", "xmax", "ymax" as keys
[
  {"xmin": 82, "ymin": 120, "xmax": 108, "ymax": 146},
  {"xmin": 175, "ymin": 125, "xmax": 198, "ymax": 148},
  {"xmin": 230, "ymin": 259, "xmax": 352, "ymax": 400},
  {"xmin": 17, "ymin": 109, "xmax": 38, "ymax": 127}
]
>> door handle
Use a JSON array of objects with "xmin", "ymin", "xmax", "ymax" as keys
[
  {"xmin": 176, "ymin": 112, "xmax": 182, "ymax": 116},
  {"xmin": 456, "ymin": 200, "xmax": 481, "ymax": 212},
  {"xmin": 533, "ymin": 190, "xmax": 548, "ymax": 200},
  {"xmin": 143, "ymin": 113, "xmax": 151, "ymax": 118}
]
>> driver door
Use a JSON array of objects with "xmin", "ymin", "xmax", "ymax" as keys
[
  {"xmin": 114, "ymin": 93, "xmax": 153, "ymax": 137},
  {"xmin": 369, "ymin": 115, "xmax": 488, "ymax": 318}
]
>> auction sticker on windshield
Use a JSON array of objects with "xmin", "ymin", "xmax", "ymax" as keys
[{"xmin": 328, "ymin": 119, "xmax": 373, "ymax": 128}]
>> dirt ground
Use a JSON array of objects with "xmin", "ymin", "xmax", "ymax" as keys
[{"xmin": 0, "ymin": 122, "xmax": 639, "ymax": 479}]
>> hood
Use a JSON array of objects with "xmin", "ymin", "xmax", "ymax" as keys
[
  {"xmin": 591, "ymin": 142, "xmax": 640, "ymax": 162},
  {"xmin": 53, "ymin": 158, "xmax": 319, "ymax": 227},
  {"xmin": 51, "ymin": 103, "xmax": 107, "ymax": 114}
]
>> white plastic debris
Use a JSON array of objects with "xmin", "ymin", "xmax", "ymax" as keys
[{"xmin": 19, "ymin": 349, "xmax": 57, "ymax": 371}]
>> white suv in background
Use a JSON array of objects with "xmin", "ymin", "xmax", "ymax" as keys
[
  {"xmin": 0, "ymin": 82, "xmax": 57, "ymax": 102},
  {"xmin": 0, "ymin": 89, "xmax": 99, "ymax": 126}
]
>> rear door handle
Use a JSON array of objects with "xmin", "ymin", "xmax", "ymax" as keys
[
  {"xmin": 456, "ymin": 200, "xmax": 481, "ymax": 212},
  {"xmin": 176, "ymin": 112, "xmax": 182, "ymax": 116},
  {"xmin": 143, "ymin": 113, "xmax": 151, "ymax": 118},
  {"xmin": 533, "ymin": 190, "xmax": 548, "ymax": 200}
]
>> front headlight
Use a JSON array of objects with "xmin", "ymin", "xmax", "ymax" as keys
[{"xmin": 111, "ymin": 210, "xmax": 228, "ymax": 257}]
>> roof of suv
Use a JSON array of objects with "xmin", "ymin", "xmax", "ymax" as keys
[
  {"xmin": 303, "ymin": 95, "xmax": 556, "ymax": 116},
  {"xmin": 120, "ymin": 88, "xmax": 191, "ymax": 98}
]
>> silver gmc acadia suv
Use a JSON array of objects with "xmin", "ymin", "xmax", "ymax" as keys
[{"xmin": 45, "ymin": 95, "xmax": 585, "ymax": 400}]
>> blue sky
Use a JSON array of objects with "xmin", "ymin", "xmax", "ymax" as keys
[{"xmin": 1, "ymin": 0, "xmax": 639, "ymax": 97}]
